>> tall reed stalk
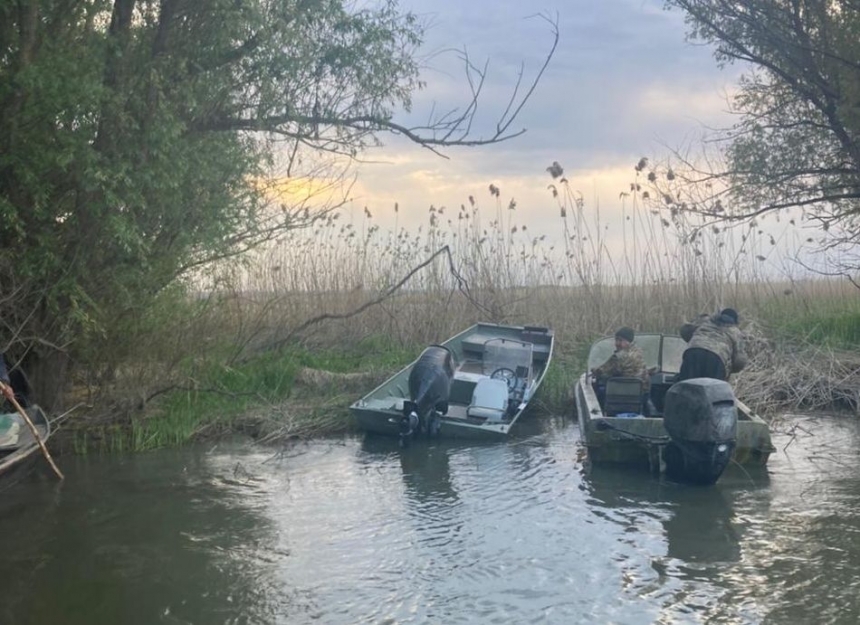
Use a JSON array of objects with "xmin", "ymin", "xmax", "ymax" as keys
[{"xmin": 79, "ymin": 164, "xmax": 860, "ymax": 450}]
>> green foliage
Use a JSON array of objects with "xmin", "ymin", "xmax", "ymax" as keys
[
  {"xmin": 0, "ymin": 0, "xmax": 426, "ymax": 399},
  {"xmin": 121, "ymin": 349, "xmax": 302, "ymax": 451},
  {"xmin": 1, "ymin": 0, "xmax": 556, "ymax": 412}
]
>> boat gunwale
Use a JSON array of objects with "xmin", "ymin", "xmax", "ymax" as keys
[
  {"xmin": 350, "ymin": 323, "xmax": 554, "ymax": 438},
  {"xmin": 0, "ymin": 406, "xmax": 52, "ymax": 474},
  {"xmin": 575, "ymin": 333, "xmax": 776, "ymax": 468}
]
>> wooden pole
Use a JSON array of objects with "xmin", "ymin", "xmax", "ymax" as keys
[{"xmin": 1, "ymin": 382, "xmax": 64, "ymax": 480}]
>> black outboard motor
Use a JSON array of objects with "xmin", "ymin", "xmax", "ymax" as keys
[
  {"xmin": 400, "ymin": 345, "xmax": 454, "ymax": 446},
  {"xmin": 663, "ymin": 378, "xmax": 738, "ymax": 485}
]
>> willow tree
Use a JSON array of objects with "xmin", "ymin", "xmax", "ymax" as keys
[
  {"xmin": 0, "ymin": 1, "xmax": 556, "ymax": 407},
  {"xmin": 648, "ymin": 1, "xmax": 860, "ymax": 279}
]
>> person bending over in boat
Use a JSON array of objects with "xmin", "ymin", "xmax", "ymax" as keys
[
  {"xmin": 591, "ymin": 327, "xmax": 650, "ymax": 411},
  {"xmin": 677, "ymin": 308, "xmax": 747, "ymax": 382}
]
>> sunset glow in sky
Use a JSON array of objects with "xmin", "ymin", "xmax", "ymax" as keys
[{"xmin": 343, "ymin": 0, "xmax": 743, "ymax": 240}]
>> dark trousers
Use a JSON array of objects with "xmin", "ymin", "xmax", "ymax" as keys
[{"xmin": 678, "ymin": 348, "xmax": 727, "ymax": 382}]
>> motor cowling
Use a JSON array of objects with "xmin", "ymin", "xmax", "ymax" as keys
[
  {"xmin": 663, "ymin": 378, "xmax": 738, "ymax": 485},
  {"xmin": 407, "ymin": 346, "xmax": 454, "ymax": 417},
  {"xmin": 400, "ymin": 346, "xmax": 454, "ymax": 445}
]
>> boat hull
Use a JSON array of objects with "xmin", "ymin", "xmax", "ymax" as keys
[
  {"xmin": 576, "ymin": 373, "xmax": 774, "ymax": 469},
  {"xmin": 0, "ymin": 405, "xmax": 52, "ymax": 490},
  {"xmin": 352, "ymin": 405, "xmax": 515, "ymax": 440},
  {"xmin": 574, "ymin": 333, "xmax": 775, "ymax": 480},
  {"xmin": 350, "ymin": 323, "xmax": 553, "ymax": 441}
]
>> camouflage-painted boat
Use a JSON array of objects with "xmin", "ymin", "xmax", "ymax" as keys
[
  {"xmin": 350, "ymin": 323, "xmax": 554, "ymax": 440},
  {"xmin": 574, "ymin": 333, "xmax": 774, "ymax": 472}
]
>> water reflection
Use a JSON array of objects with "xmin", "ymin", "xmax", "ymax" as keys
[
  {"xmin": 585, "ymin": 467, "xmax": 739, "ymax": 564},
  {"xmin": 664, "ymin": 483, "xmax": 740, "ymax": 564},
  {"xmin": 739, "ymin": 416, "xmax": 860, "ymax": 624},
  {"xmin": 0, "ymin": 450, "xmax": 282, "ymax": 625},
  {"xmin": 5, "ymin": 415, "xmax": 860, "ymax": 624},
  {"xmin": 360, "ymin": 435, "xmax": 459, "ymax": 504}
]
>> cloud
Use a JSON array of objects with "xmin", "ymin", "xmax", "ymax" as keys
[{"xmin": 326, "ymin": 1, "xmax": 749, "ymax": 251}]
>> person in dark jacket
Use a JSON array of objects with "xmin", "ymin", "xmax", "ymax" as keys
[
  {"xmin": 677, "ymin": 308, "xmax": 747, "ymax": 382},
  {"xmin": 0, "ymin": 352, "xmax": 31, "ymax": 407},
  {"xmin": 0, "ymin": 353, "xmax": 14, "ymax": 403}
]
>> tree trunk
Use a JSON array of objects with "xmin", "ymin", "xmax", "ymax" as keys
[{"xmin": 26, "ymin": 348, "xmax": 70, "ymax": 414}]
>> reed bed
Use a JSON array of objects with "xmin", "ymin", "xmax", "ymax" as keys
[
  {"xmin": 84, "ymin": 169, "xmax": 860, "ymax": 450},
  {"xmin": 737, "ymin": 323, "xmax": 860, "ymax": 417},
  {"xmin": 219, "ymin": 181, "xmax": 854, "ymax": 360}
]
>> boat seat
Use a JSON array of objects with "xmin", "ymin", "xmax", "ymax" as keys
[
  {"xmin": 467, "ymin": 378, "xmax": 509, "ymax": 422},
  {"xmin": 603, "ymin": 377, "xmax": 644, "ymax": 416}
]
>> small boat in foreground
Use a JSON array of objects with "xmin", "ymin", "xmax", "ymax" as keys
[
  {"xmin": 574, "ymin": 333, "xmax": 774, "ymax": 484},
  {"xmin": 0, "ymin": 405, "xmax": 52, "ymax": 488},
  {"xmin": 350, "ymin": 323, "xmax": 554, "ymax": 441}
]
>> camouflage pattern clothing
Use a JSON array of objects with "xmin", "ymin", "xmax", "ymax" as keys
[
  {"xmin": 593, "ymin": 343, "xmax": 650, "ymax": 391},
  {"xmin": 682, "ymin": 315, "xmax": 747, "ymax": 375}
]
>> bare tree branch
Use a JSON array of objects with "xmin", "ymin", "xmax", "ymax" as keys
[{"xmin": 256, "ymin": 245, "xmax": 494, "ymax": 355}]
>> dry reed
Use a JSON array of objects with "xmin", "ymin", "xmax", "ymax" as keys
[{"xmin": 95, "ymin": 166, "xmax": 860, "ymax": 448}]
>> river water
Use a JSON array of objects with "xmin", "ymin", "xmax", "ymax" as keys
[{"xmin": 1, "ymin": 413, "xmax": 859, "ymax": 625}]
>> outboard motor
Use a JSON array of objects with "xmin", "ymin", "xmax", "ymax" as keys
[
  {"xmin": 663, "ymin": 378, "xmax": 738, "ymax": 485},
  {"xmin": 400, "ymin": 345, "xmax": 454, "ymax": 446}
]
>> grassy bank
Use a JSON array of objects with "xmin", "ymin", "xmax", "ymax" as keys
[
  {"xmin": 62, "ymin": 285, "xmax": 859, "ymax": 454},
  {"xmin": 65, "ymin": 338, "xmax": 416, "ymax": 453}
]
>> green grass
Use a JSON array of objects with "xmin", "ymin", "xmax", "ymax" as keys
[
  {"xmin": 112, "ymin": 337, "xmax": 421, "ymax": 451},
  {"xmin": 778, "ymin": 311, "xmax": 860, "ymax": 347},
  {"xmin": 758, "ymin": 300, "xmax": 860, "ymax": 348},
  {"xmin": 533, "ymin": 339, "xmax": 591, "ymax": 416}
]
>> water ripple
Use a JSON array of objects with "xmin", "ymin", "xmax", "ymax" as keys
[{"xmin": 3, "ymin": 415, "xmax": 860, "ymax": 624}]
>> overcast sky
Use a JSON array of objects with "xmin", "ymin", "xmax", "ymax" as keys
[{"xmin": 338, "ymin": 0, "xmax": 749, "ymax": 244}]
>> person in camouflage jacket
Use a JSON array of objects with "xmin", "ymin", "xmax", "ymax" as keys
[
  {"xmin": 591, "ymin": 327, "xmax": 650, "ymax": 392},
  {"xmin": 677, "ymin": 308, "xmax": 747, "ymax": 382}
]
